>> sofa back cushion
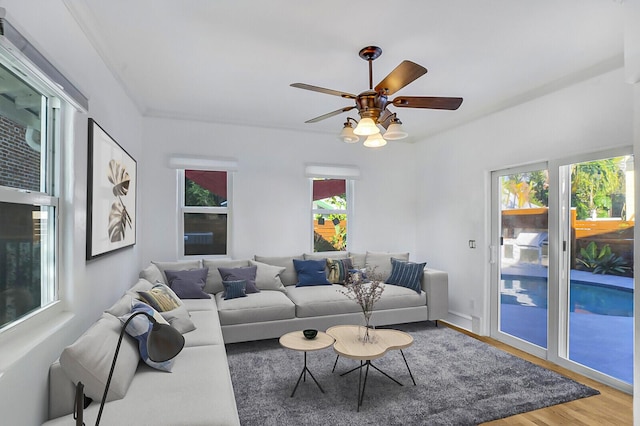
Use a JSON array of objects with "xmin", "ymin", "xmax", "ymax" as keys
[
  {"xmin": 348, "ymin": 252, "xmax": 367, "ymax": 269},
  {"xmin": 364, "ymin": 251, "xmax": 410, "ymax": 280},
  {"xmin": 150, "ymin": 260, "xmax": 202, "ymax": 283},
  {"xmin": 59, "ymin": 313, "xmax": 139, "ymax": 402},
  {"xmin": 253, "ymin": 255, "xmax": 303, "ymax": 286}
]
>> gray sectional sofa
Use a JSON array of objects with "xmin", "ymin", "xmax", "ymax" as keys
[{"xmin": 44, "ymin": 251, "xmax": 448, "ymax": 425}]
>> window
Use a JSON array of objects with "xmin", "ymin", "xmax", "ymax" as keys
[
  {"xmin": 312, "ymin": 178, "xmax": 350, "ymax": 252},
  {"xmin": 0, "ymin": 62, "xmax": 58, "ymax": 330},
  {"xmin": 179, "ymin": 170, "xmax": 230, "ymax": 256}
]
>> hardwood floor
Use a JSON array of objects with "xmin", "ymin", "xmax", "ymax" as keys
[{"xmin": 442, "ymin": 323, "xmax": 633, "ymax": 425}]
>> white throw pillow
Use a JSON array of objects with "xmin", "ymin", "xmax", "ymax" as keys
[{"xmin": 249, "ymin": 260, "xmax": 287, "ymax": 292}]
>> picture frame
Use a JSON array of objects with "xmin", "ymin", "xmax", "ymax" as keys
[{"xmin": 86, "ymin": 118, "xmax": 137, "ymax": 260}]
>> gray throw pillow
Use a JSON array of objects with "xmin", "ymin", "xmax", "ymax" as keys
[
  {"xmin": 165, "ymin": 268, "xmax": 210, "ymax": 299},
  {"xmin": 217, "ymin": 266, "xmax": 260, "ymax": 294}
]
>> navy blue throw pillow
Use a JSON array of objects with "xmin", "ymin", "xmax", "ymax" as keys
[
  {"xmin": 385, "ymin": 258, "xmax": 426, "ymax": 294},
  {"xmin": 222, "ymin": 280, "xmax": 247, "ymax": 300},
  {"xmin": 293, "ymin": 259, "xmax": 332, "ymax": 287}
]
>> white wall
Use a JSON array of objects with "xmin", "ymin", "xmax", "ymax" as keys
[
  {"xmin": 414, "ymin": 68, "xmax": 634, "ymax": 331},
  {"xmin": 0, "ymin": 2, "xmax": 143, "ymax": 425},
  {"xmin": 140, "ymin": 119, "xmax": 418, "ymax": 264}
]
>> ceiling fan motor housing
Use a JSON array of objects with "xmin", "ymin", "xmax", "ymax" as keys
[{"xmin": 356, "ymin": 90, "xmax": 388, "ymax": 120}]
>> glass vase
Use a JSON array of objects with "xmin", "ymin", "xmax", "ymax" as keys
[{"xmin": 358, "ymin": 312, "xmax": 376, "ymax": 344}]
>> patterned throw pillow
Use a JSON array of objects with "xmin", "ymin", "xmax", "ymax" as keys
[
  {"xmin": 327, "ymin": 258, "xmax": 353, "ymax": 284},
  {"xmin": 385, "ymin": 258, "xmax": 426, "ymax": 294},
  {"xmin": 119, "ymin": 301, "xmax": 178, "ymax": 372},
  {"xmin": 138, "ymin": 284, "xmax": 196, "ymax": 334},
  {"xmin": 222, "ymin": 280, "xmax": 247, "ymax": 300}
]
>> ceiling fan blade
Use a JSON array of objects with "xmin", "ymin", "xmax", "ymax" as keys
[
  {"xmin": 291, "ymin": 83, "xmax": 357, "ymax": 99},
  {"xmin": 305, "ymin": 106, "xmax": 356, "ymax": 123},
  {"xmin": 374, "ymin": 61, "xmax": 427, "ymax": 96},
  {"xmin": 392, "ymin": 96, "xmax": 463, "ymax": 110}
]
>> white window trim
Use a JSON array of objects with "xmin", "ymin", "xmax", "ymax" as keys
[
  {"xmin": 310, "ymin": 178, "xmax": 354, "ymax": 252},
  {"xmin": 177, "ymin": 169, "xmax": 232, "ymax": 259}
]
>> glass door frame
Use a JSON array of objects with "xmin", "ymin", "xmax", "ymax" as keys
[
  {"xmin": 490, "ymin": 161, "xmax": 550, "ymax": 360},
  {"xmin": 549, "ymin": 147, "xmax": 634, "ymax": 394}
]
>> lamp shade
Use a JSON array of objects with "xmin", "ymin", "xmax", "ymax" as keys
[
  {"xmin": 353, "ymin": 117, "xmax": 380, "ymax": 136},
  {"xmin": 339, "ymin": 124, "xmax": 359, "ymax": 143},
  {"xmin": 147, "ymin": 321, "xmax": 186, "ymax": 362},
  {"xmin": 383, "ymin": 122, "xmax": 408, "ymax": 140},
  {"xmin": 363, "ymin": 133, "xmax": 387, "ymax": 148}
]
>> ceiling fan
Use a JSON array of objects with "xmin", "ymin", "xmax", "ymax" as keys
[{"xmin": 291, "ymin": 46, "xmax": 463, "ymax": 147}]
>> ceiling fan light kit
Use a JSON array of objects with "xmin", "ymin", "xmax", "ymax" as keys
[
  {"xmin": 339, "ymin": 119, "xmax": 360, "ymax": 143},
  {"xmin": 291, "ymin": 46, "xmax": 463, "ymax": 148},
  {"xmin": 363, "ymin": 133, "xmax": 387, "ymax": 148}
]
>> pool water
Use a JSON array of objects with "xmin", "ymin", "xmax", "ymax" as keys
[{"xmin": 500, "ymin": 276, "xmax": 634, "ymax": 384}]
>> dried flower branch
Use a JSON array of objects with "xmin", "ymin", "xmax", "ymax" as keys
[{"xmin": 338, "ymin": 268, "xmax": 385, "ymax": 318}]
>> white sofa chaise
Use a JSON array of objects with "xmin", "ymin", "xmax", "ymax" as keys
[{"xmin": 45, "ymin": 251, "xmax": 448, "ymax": 425}]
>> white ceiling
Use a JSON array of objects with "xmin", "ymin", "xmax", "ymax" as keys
[{"xmin": 64, "ymin": 0, "xmax": 625, "ymax": 141}]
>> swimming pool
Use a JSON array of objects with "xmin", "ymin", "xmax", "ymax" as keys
[{"xmin": 499, "ymin": 272, "xmax": 634, "ymax": 384}]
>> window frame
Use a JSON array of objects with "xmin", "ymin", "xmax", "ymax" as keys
[
  {"xmin": 0, "ymin": 62, "xmax": 61, "ymax": 333},
  {"xmin": 177, "ymin": 169, "xmax": 232, "ymax": 258},
  {"xmin": 310, "ymin": 178, "xmax": 354, "ymax": 252}
]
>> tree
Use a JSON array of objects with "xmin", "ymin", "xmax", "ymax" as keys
[{"xmin": 571, "ymin": 159, "xmax": 624, "ymax": 220}]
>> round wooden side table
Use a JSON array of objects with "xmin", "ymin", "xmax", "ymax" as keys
[{"xmin": 279, "ymin": 330, "xmax": 335, "ymax": 397}]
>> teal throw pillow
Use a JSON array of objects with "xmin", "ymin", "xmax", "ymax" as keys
[{"xmin": 223, "ymin": 280, "xmax": 248, "ymax": 300}]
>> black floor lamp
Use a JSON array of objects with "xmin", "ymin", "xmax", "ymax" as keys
[{"xmin": 74, "ymin": 311, "xmax": 185, "ymax": 426}]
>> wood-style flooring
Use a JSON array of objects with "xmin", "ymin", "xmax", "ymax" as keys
[{"xmin": 442, "ymin": 324, "xmax": 633, "ymax": 425}]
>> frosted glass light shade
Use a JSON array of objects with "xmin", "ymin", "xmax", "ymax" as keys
[
  {"xmin": 339, "ymin": 125, "xmax": 359, "ymax": 143},
  {"xmin": 353, "ymin": 117, "xmax": 380, "ymax": 136},
  {"xmin": 363, "ymin": 133, "xmax": 387, "ymax": 148},
  {"xmin": 383, "ymin": 122, "xmax": 408, "ymax": 140}
]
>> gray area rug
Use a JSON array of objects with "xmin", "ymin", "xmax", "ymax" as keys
[{"xmin": 225, "ymin": 322, "xmax": 599, "ymax": 425}]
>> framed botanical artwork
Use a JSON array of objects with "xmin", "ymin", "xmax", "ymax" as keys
[{"xmin": 86, "ymin": 118, "xmax": 137, "ymax": 260}]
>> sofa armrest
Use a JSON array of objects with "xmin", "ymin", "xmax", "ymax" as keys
[
  {"xmin": 421, "ymin": 268, "xmax": 449, "ymax": 320},
  {"xmin": 48, "ymin": 359, "xmax": 76, "ymax": 419}
]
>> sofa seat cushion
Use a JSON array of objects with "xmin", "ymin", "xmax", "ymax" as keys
[
  {"xmin": 45, "ymin": 345, "xmax": 240, "ymax": 426},
  {"xmin": 285, "ymin": 284, "xmax": 361, "ymax": 318},
  {"xmin": 183, "ymin": 310, "xmax": 225, "ymax": 347},
  {"xmin": 375, "ymin": 283, "xmax": 427, "ymax": 310},
  {"xmin": 215, "ymin": 290, "xmax": 295, "ymax": 325},
  {"xmin": 181, "ymin": 294, "xmax": 216, "ymax": 312}
]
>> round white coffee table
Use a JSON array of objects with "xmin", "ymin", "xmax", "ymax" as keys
[{"xmin": 279, "ymin": 330, "xmax": 335, "ymax": 397}]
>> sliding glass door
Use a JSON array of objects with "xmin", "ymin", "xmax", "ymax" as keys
[
  {"xmin": 491, "ymin": 151, "xmax": 634, "ymax": 391},
  {"xmin": 564, "ymin": 155, "xmax": 634, "ymax": 384},
  {"xmin": 491, "ymin": 164, "xmax": 549, "ymax": 356}
]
